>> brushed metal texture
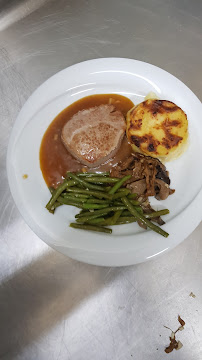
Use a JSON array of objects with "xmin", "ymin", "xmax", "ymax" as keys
[{"xmin": 0, "ymin": 0, "xmax": 201, "ymax": 359}]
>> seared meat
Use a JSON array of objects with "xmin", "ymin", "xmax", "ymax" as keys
[
  {"xmin": 61, "ymin": 104, "xmax": 126, "ymax": 167},
  {"xmin": 110, "ymin": 152, "xmax": 174, "ymax": 200}
]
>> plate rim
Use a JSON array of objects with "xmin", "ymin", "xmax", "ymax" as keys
[{"xmin": 7, "ymin": 57, "xmax": 202, "ymax": 266}]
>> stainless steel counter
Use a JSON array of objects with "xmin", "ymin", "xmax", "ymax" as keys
[{"xmin": 0, "ymin": 0, "xmax": 202, "ymax": 359}]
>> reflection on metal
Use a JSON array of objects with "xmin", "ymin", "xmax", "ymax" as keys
[{"xmin": 0, "ymin": 0, "xmax": 51, "ymax": 31}]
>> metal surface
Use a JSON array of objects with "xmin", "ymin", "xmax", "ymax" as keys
[{"xmin": 0, "ymin": 0, "xmax": 202, "ymax": 358}]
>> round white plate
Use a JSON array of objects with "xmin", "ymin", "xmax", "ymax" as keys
[{"xmin": 7, "ymin": 58, "xmax": 202, "ymax": 266}]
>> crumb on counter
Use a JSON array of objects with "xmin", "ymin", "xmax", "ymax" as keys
[
  {"xmin": 189, "ymin": 292, "xmax": 196, "ymax": 298},
  {"xmin": 22, "ymin": 174, "xmax": 28, "ymax": 179},
  {"xmin": 178, "ymin": 315, "xmax": 185, "ymax": 327},
  {"xmin": 164, "ymin": 315, "xmax": 185, "ymax": 354},
  {"xmin": 176, "ymin": 341, "xmax": 183, "ymax": 351}
]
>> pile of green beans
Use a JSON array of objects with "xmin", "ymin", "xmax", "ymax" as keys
[{"xmin": 46, "ymin": 172, "xmax": 169, "ymax": 237}]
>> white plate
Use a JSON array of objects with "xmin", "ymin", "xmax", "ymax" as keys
[{"xmin": 7, "ymin": 58, "xmax": 202, "ymax": 266}]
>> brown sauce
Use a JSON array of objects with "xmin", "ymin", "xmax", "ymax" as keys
[{"xmin": 40, "ymin": 94, "xmax": 134, "ymax": 188}]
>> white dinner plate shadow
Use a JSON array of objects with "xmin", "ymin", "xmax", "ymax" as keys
[{"xmin": 7, "ymin": 58, "xmax": 202, "ymax": 266}]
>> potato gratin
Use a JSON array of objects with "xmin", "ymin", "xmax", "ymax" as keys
[{"xmin": 126, "ymin": 99, "xmax": 188, "ymax": 162}]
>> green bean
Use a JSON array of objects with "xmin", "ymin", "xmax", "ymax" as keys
[
  {"xmin": 46, "ymin": 179, "xmax": 80, "ymax": 211},
  {"xmin": 76, "ymin": 206, "xmax": 126, "ymax": 222},
  {"xmin": 46, "ymin": 174, "xmax": 169, "ymax": 236},
  {"xmin": 128, "ymin": 193, "xmax": 138, "ymax": 199},
  {"xmin": 98, "ymin": 217, "xmax": 114, "ymax": 226},
  {"xmin": 46, "ymin": 179, "xmax": 69, "ymax": 210},
  {"xmin": 66, "ymin": 180, "xmax": 78, "ymax": 187},
  {"xmin": 121, "ymin": 210, "xmax": 134, "ymax": 217},
  {"xmin": 116, "ymin": 217, "xmax": 137, "ymax": 225},
  {"xmin": 85, "ymin": 199, "xmax": 110, "ymax": 204},
  {"xmin": 113, "ymin": 199, "xmax": 139, "ymax": 206},
  {"xmin": 83, "ymin": 203, "xmax": 109, "ymax": 210},
  {"xmin": 77, "ymin": 206, "xmax": 126, "ymax": 217},
  {"xmin": 116, "ymin": 188, "xmax": 130, "ymax": 192},
  {"xmin": 119, "ymin": 209, "xmax": 169, "ymax": 218},
  {"xmin": 99, "ymin": 211, "xmax": 128, "ymax": 226},
  {"xmin": 66, "ymin": 187, "xmax": 112, "ymax": 199},
  {"xmin": 84, "ymin": 217, "xmax": 106, "ymax": 224},
  {"xmin": 110, "ymin": 210, "xmax": 122, "ymax": 225},
  {"xmin": 75, "ymin": 209, "xmax": 89, "ymax": 217},
  {"xmin": 104, "ymin": 186, "xmax": 112, "ymax": 192},
  {"xmin": 49, "ymin": 201, "xmax": 62, "ymax": 214},
  {"xmin": 51, "ymin": 201, "xmax": 62, "ymax": 209},
  {"xmin": 67, "ymin": 172, "xmax": 104, "ymax": 191},
  {"xmin": 113, "ymin": 200, "xmax": 125, "ymax": 206},
  {"xmin": 63, "ymin": 193, "xmax": 90, "ymax": 199},
  {"xmin": 81, "ymin": 177, "xmax": 119, "ymax": 183},
  {"xmin": 70, "ymin": 223, "xmax": 112, "ymax": 234},
  {"xmin": 76, "ymin": 213, "xmax": 107, "ymax": 222},
  {"xmin": 97, "ymin": 213, "xmax": 118, "ymax": 226},
  {"xmin": 57, "ymin": 196, "xmax": 84, "ymax": 208},
  {"xmin": 121, "ymin": 197, "xmax": 169, "ymax": 238},
  {"xmin": 135, "ymin": 206, "xmax": 144, "ymax": 214},
  {"xmin": 145, "ymin": 209, "xmax": 170, "ymax": 218},
  {"xmin": 112, "ymin": 189, "xmax": 131, "ymax": 200},
  {"xmin": 129, "ymin": 199, "xmax": 140, "ymax": 206},
  {"xmin": 108, "ymin": 175, "xmax": 131, "ymax": 195},
  {"xmin": 61, "ymin": 195, "xmax": 87, "ymax": 203},
  {"xmin": 113, "ymin": 200, "xmax": 140, "ymax": 207},
  {"xmin": 77, "ymin": 172, "xmax": 110, "ymax": 177}
]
